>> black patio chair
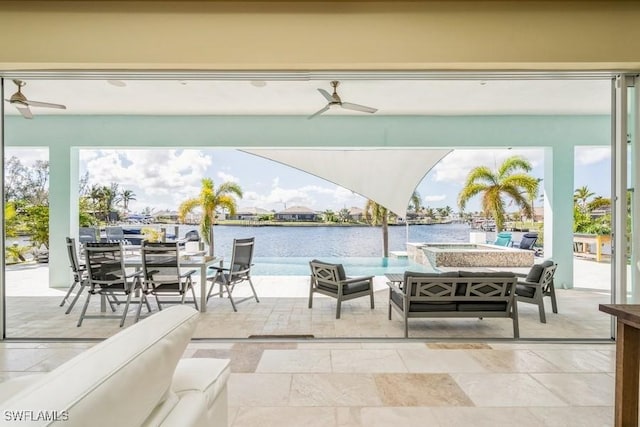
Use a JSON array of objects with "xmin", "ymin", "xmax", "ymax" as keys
[
  {"xmin": 206, "ymin": 237, "xmax": 259, "ymax": 311},
  {"xmin": 141, "ymin": 241, "xmax": 198, "ymax": 311}
]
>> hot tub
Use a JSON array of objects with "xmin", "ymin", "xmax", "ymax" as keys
[{"xmin": 407, "ymin": 242, "xmax": 534, "ymax": 268}]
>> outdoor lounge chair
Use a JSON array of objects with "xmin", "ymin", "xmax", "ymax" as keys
[
  {"xmin": 308, "ymin": 259, "xmax": 374, "ymax": 319},
  {"xmin": 511, "ymin": 232, "xmax": 538, "ymax": 251},
  {"xmin": 514, "ymin": 259, "xmax": 558, "ymax": 323},
  {"xmin": 206, "ymin": 237, "xmax": 259, "ymax": 311},
  {"xmin": 141, "ymin": 241, "xmax": 199, "ymax": 311},
  {"xmin": 493, "ymin": 231, "xmax": 512, "ymax": 246}
]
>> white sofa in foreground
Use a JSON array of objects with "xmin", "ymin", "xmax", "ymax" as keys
[{"xmin": 0, "ymin": 306, "xmax": 230, "ymax": 427}]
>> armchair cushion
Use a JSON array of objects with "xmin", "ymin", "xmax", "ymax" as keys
[
  {"xmin": 524, "ymin": 260, "xmax": 555, "ymax": 282},
  {"xmin": 515, "ymin": 284, "xmax": 536, "ymax": 298}
]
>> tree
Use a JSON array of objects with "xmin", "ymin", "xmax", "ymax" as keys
[
  {"xmin": 338, "ymin": 208, "xmax": 351, "ymax": 223},
  {"xmin": 178, "ymin": 178, "xmax": 243, "ymax": 256},
  {"xmin": 409, "ymin": 190, "xmax": 422, "ymax": 213},
  {"xmin": 574, "ymin": 185, "xmax": 595, "ymax": 210},
  {"xmin": 364, "ymin": 199, "xmax": 389, "ymax": 257},
  {"xmin": 120, "ymin": 189, "xmax": 137, "ymax": 212},
  {"xmin": 457, "ymin": 156, "xmax": 539, "ymax": 232},
  {"xmin": 323, "ymin": 209, "xmax": 337, "ymax": 223}
]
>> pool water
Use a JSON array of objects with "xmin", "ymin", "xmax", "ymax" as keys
[{"xmin": 251, "ymin": 257, "xmax": 436, "ymax": 276}]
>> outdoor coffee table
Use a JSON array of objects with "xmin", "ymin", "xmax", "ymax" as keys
[{"xmin": 385, "ymin": 273, "xmax": 404, "ymax": 289}]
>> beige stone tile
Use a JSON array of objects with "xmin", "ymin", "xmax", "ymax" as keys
[
  {"xmin": 430, "ymin": 407, "xmax": 544, "ymax": 427},
  {"xmin": 527, "ymin": 406, "xmax": 614, "ymax": 427},
  {"xmin": 232, "ymin": 407, "xmax": 336, "ymax": 427},
  {"xmin": 257, "ymin": 349, "xmax": 332, "ymax": 373},
  {"xmin": 531, "ymin": 349, "xmax": 614, "ymax": 373},
  {"xmin": 0, "ymin": 348, "xmax": 54, "ymax": 371},
  {"xmin": 452, "ymin": 373, "xmax": 567, "ymax": 407},
  {"xmin": 531, "ymin": 373, "xmax": 614, "ymax": 406},
  {"xmin": 335, "ymin": 407, "xmax": 363, "ymax": 427},
  {"xmin": 360, "ymin": 407, "xmax": 439, "ymax": 427},
  {"xmin": 331, "ymin": 349, "xmax": 408, "ymax": 373},
  {"xmin": 297, "ymin": 342, "xmax": 362, "ymax": 350},
  {"xmin": 469, "ymin": 349, "xmax": 563, "ymax": 373},
  {"xmin": 26, "ymin": 348, "xmax": 88, "ymax": 372},
  {"xmin": 228, "ymin": 373, "xmax": 292, "ymax": 407},
  {"xmin": 289, "ymin": 374, "xmax": 382, "ymax": 407},
  {"xmin": 375, "ymin": 373, "xmax": 473, "ymax": 407},
  {"xmin": 397, "ymin": 349, "xmax": 487, "ymax": 373},
  {"xmin": 360, "ymin": 342, "xmax": 428, "ymax": 350}
]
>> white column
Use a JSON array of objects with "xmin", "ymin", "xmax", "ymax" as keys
[
  {"xmin": 613, "ymin": 75, "xmax": 629, "ymax": 303},
  {"xmin": 544, "ymin": 144, "xmax": 575, "ymax": 289},
  {"xmin": 48, "ymin": 144, "xmax": 78, "ymax": 288}
]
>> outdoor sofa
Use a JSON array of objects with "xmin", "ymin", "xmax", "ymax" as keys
[
  {"xmin": 388, "ymin": 271, "xmax": 519, "ymax": 338},
  {"xmin": 0, "ymin": 306, "xmax": 230, "ymax": 427}
]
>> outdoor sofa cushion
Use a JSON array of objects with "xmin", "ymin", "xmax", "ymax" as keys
[{"xmin": 389, "ymin": 288, "xmax": 458, "ymax": 312}]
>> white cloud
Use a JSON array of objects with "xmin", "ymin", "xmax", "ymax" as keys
[
  {"xmin": 80, "ymin": 149, "xmax": 213, "ymax": 210},
  {"xmin": 5, "ymin": 148, "xmax": 48, "ymax": 166},
  {"xmin": 433, "ymin": 149, "xmax": 544, "ymax": 184},
  {"xmin": 575, "ymin": 147, "xmax": 610, "ymax": 165},
  {"xmin": 217, "ymin": 171, "xmax": 239, "ymax": 183}
]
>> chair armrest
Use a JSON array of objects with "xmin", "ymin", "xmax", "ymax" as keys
[
  {"xmin": 386, "ymin": 281, "xmax": 404, "ymax": 295},
  {"xmin": 180, "ymin": 269, "xmax": 197, "ymax": 278},
  {"xmin": 124, "ymin": 270, "xmax": 144, "ymax": 279},
  {"xmin": 514, "ymin": 272, "xmax": 527, "ymax": 278},
  {"xmin": 342, "ymin": 276, "xmax": 374, "ymax": 284}
]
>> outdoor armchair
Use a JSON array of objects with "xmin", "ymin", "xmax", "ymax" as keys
[
  {"xmin": 514, "ymin": 259, "xmax": 558, "ymax": 323},
  {"xmin": 206, "ymin": 237, "xmax": 259, "ymax": 311},
  {"xmin": 308, "ymin": 259, "xmax": 374, "ymax": 319},
  {"xmin": 141, "ymin": 241, "xmax": 199, "ymax": 311}
]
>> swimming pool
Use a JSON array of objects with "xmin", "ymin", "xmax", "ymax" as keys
[{"xmin": 250, "ymin": 256, "xmax": 435, "ymax": 276}]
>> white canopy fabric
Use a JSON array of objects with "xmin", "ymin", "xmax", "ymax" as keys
[{"xmin": 242, "ymin": 149, "xmax": 452, "ymax": 217}]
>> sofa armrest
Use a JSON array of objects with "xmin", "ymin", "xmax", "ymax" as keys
[
  {"xmin": 386, "ymin": 282, "xmax": 404, "ymax": 295},
  {"xmin": 172, "ymin": 358, "xmax": 230, "ymax": 404}
]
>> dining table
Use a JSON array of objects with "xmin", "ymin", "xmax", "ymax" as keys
[{"xmin": 124, "ymin": 254, "xmax": 222, "ymax": 313}]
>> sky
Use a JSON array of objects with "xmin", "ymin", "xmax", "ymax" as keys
[{"xmin": 6, "ymin": 146, "xmax": 612, "ymax": 215}]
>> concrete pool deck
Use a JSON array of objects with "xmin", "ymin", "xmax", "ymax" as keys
[{"xmin": 2, "ymin": 257, "xmax": 617, "ymax": 340}]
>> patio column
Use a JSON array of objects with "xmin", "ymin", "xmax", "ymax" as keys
[
  {"xmin": 543, "ymin": 145, "xmax": 575, "ymax": 289},
  {"xmin": 48, "ymin": 144, "xmax": 79, "ymax": 288}
]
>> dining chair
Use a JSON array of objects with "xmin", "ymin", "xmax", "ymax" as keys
[
  {"xmin": 78, "ymin": 242, "xmax": 150, "ymax": 327},
  {"xmin": 206, "ymin": 237, "xmax": 259, "ymax": 311},
  {"xmin": 141, "ymin": 241, "xmax": 198, "ymax": 311},
  {"xmin": 60, "ymin": 237, "xmax": 88, "ymax": 313}
]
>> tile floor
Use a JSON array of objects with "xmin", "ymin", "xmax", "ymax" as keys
[{"xmin": 0, "ymin": 340, "xmax": 616, "ymax": 426}]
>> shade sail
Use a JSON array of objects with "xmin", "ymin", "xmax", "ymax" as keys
[{"xmin": 242, "ymin": 149, "xmax": 452, "ymax": 217}]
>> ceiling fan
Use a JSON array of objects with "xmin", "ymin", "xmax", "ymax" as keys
[
  {"xmin": 5, "ymin": 80, "xmax": 66, "ymax": 119},
  {"xmin": 308, "ymin": 80, "xmax": 378, "ymax": 119}
]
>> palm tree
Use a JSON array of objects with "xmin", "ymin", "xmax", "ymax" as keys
[
  {"xmin": 364, "ymin": 199, "xmax": 389, "ymax": 257},
  {"xmin": 457, "ymin": 156, "xmax": 539, "ymax": 232},
  {"xmin": 120, "ymin": 189, "xmax": 137, "ymax": 212},
  {"xmin": 178, "ymin": 178, "xmax": 243, "ymax": 256},
  {"xmin": 574, "ymin": 185, "xmax": 595, "ymax": 211},
  {"xmin": 338, "ymin": 208, "xmax": 351, "ymax": 223},
  {"xmin": 409, "ymin": 190, "xmax": 422, "ymax": 213}
]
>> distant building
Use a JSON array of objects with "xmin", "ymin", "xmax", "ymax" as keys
[
  {"xmin": 230, "ymin": 207, "xmax": 271, "ymax": 221},
  {"xmin": 348, "ymin": 207, "xmax": 365, "ymax": 221},
  {"xmin": 275, "ymin": 205, "xmax": 319, "ymax": 221}
]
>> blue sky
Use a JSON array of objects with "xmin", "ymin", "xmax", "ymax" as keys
[{"xmin": 7, "ymin": 146, "xmax": 612, "ymax": 214}]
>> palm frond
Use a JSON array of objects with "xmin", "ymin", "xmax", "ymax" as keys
[{"xmin": 178, "ymin": 198, "xmax": 200, "ymax": 223}]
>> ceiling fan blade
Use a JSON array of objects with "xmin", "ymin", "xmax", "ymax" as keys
[
  {"xmin": 317, "ymin": 88, "xmax": 334, "ymax": 102},
  {"xmin": 340, "ymin": 102, "xmax": 377, "ymax": 114},
  {"xmin": 25, "ymin": 100, "xmax": 66, "ymax": 110},
  {"xmin": 16, "ymin": 106, "xmax": 33, "ymax": 119},
  {"xmin": 307, "ymin": 105, "xmax": 330, "ymax": 120}
]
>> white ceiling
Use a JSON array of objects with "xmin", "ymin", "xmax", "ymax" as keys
[{"xmin": 3, "ymin": 78, "xmax": 612, "ymax": 117}]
